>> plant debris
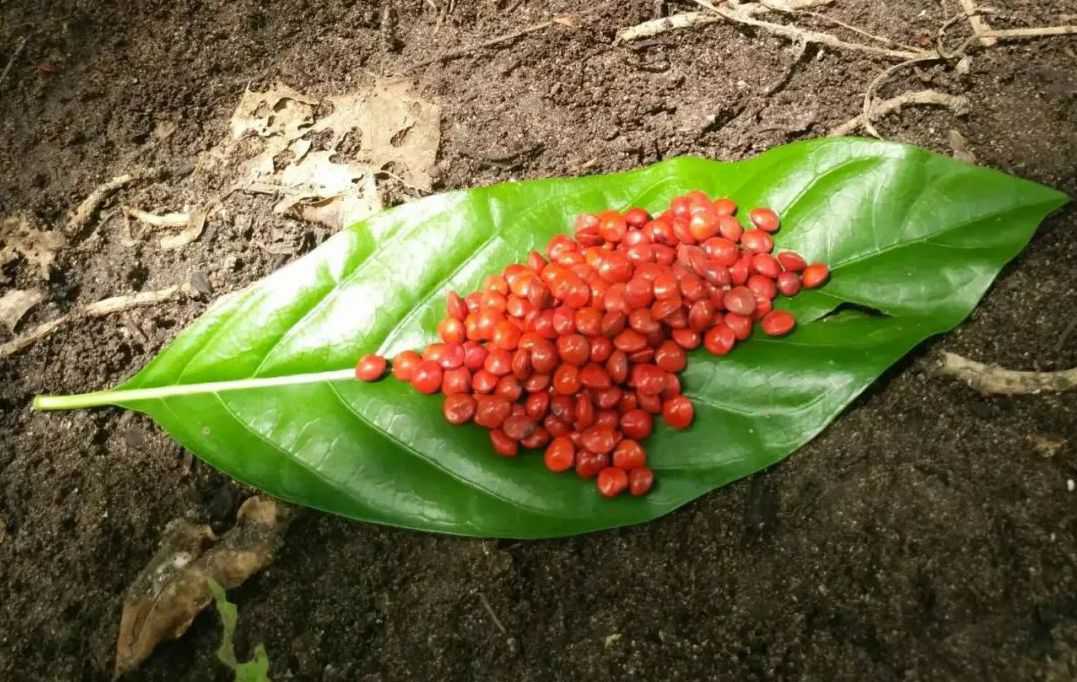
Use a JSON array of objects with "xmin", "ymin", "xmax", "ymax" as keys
[
  {"xmin": 0, "ymin": 288, "xmax": 44, "ymax": 332},
  {"xmin": 208, "ymin": 578, "xmax": 273, "ymax": 682},
  {"xmin": 0, "ymin": 214, "xmax": 65, "ymax": 280},
  {"xmin": 226, "ymin": 80, "xmax": 439, "ymax": 230},
  {"xmin": 114, "ymin": 496, "xmax": 295, "ymax": 676}
]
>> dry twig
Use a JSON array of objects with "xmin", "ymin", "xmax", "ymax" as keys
[
  {"xmin": 958, "ymin": 0, "xmax": 997, "ymax": 47},
  {"xmin": 982, "ymin": 25, "xmax": 1077, "ymax": 41},
  {"xmin": 937, "ymin": 352, "xmax": 1077, "ymax": 395},
  {"xmin": 0, "ymin": 286, "xmax": 180, "ymax": 360},
  {"xmin": 761, "ymin": 0, "xmax": 918, "ymax": 52},
  {"xmin": 830, "ymin": 90, "xmax": 967, "ymax": 136}
]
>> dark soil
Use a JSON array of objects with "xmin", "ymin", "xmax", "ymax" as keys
[{"xmin": 2, "ymin": 1, "xmax": 1077, "ymax": 680}]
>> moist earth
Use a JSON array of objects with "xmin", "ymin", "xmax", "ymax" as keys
[{"xmin": 1, "ymin": 1, "xmax": 1076, "ymax": 680}]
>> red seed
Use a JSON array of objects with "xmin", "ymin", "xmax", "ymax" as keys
[
  {"xmin": 724, "ymin": 313, "xmax": 753, "ymax": 341},
  {"xmin": 442, "ymin": 394, "xmax": 476, "ymax": 425},
  {"xmin": 475, "ymin": 395, "xmax": 512, "ymax": 429},
  {"xmin": 597, "ymin": 467, "xmax": 629, "ymax": 497},
  {"xmin": 662, "ymin": 395, "xmax": 694, "ymax": 430},
  {"xmin": 462, "ymin": 342, "xmax": 488, "ymax": 370},
  {"xmin": 628, "ymin": 467, "xmax": 655, "ymax": 496},
  {"xmin": 426, "ymin": 342, "xmax": 465, "ymax": 369},
  {"xmin": 752, "ymin": 253, "xmax": 781, "ymax": 279},
  {"xmin": 718, "ymin": 215, "xmax": 743, "ymax": 242},
  {"xmin": 599, "ymin": 310, "xmax": 626, "ymax": 337},
  {"xmin": 530, "ymin": 339, "xmax": 559, "ymax": 373},
  {"xmin": 575, "ymin": 451, "xmax": 609, "ymax": 479},
  {"xmin": 760, "ymin": 310, "xmax": 796, "ymax": 336},
  {"xmin": 553, "ymin": 364, "xmax": 581, "ymax": 395},
  {"xmin": 671, "ymin": 327, "xmax": 701, "ymax": 350},
  {"xmin": 511, "ymin": 348, "xmax": 532, "ymax": 380},
  {"xmin": 392, "ymin": 350, "xmax": 422, "ymax": 381},
  {"xmin": 502, "ymin": 414, "xmax": 538, "ymax": 441},
  {"xmin": 355, "ymin": 354, "xmax": 387, "ymax": 382},
  {"xmin": 740, "ymin": 229, "xmax": 774, "ymax": 253},
  {"xmin": 525, "ymin": 391, "xmax": 550, "ymax": 420},
  {"xmin": 620, "ymin": 409, "xmax": 653, "ymax": 440},
  {"xmin": 441, "ymin": 367, "xmax": 472, "ymax": 395},
  {"xmin": 446, "ymin": 291, "xmax": 468, "ymax": 320},
  {"xmin": 580, "ymin": 425, "xmax": 618, "ymax": 454},
  {"xmin": 777, "ymin": 251, "xmax": 807, "ymax": 272},
  {"xmin": 747, "ymin": 274, "xmax": 777, "ymax": 301},
  {"xmin": 521, "ymin": 427, "xmax": 551, "ymax": 449},
  {"xmin": 776, "ymin": 271, "xmax": 801, "ymax": 296},
  {"xmin": 580, "ymin": 363, "xmax": 612, "ymax": 390},
  {"xmin": 544, "ymin": 415, "xmax": 572, "ymax": 438},
  {"xmin": 628, "ymin": 308, "xmax": 661, "ymax": 335},
  {"xmin": 688, "ymin": 300, "xmax": 715, "ymax": 332},
  {"xmin": 723, "ymin": 287, "xmax": 757, "ymax": 316},
  {"xmin": 703, "ymin": 323, "xmax": 736, "ymax": 356},
  {"xmin": 545, "ymin": 436, "xmax": 576, "ymax": 472},
  {"xmin": 411, "ymin": 360, "xmax": 444, "ymax": 394},
  {"xmin": 749, "ymin": 207, "xmax": 780, "ymax": 233},
  {"xmin": 597, "ymin": 210, "xmax": 628, "ymax": 243},
  {"xmin": 624, "ymin": 207, "xmax": 650, "ymax": 228},
  {"xmin": 589, "ymin": 336, "xmax": 613, "ymax": 363},
  {"xmin": 470, "ymin": 369, "xmax": 497, "ymax": 394},
  {"xmin": 702, "ymin": 237, "xmax": 739, "ymax": 266},
  {"xmin": 495, "ymin": 375, "xmax": 523, "ymax": 402},
  {"xmin": 631, "ymin": 364, "xmax": 668, "ymax": 396},
  {"xmin": 490, "ymin": 429, "xmax": 519, "ymax": 457},
  {"xmin": 713, "ymin": 198, "xmax": 737, "ymax": 216},
  {"xmin": 613, "ymin": 329, "xmax": 648, "ymax": 353},
  {"xmin": 437, "ymin": 317, "xmax": 466, "ymax": 344},
  {"xmin": 557, "ymin": 333, "xmax": 590, "ymax": 365},
  {"xmin": 802, "ymin": 263, "xmax": 830, "ymax": 289},
  {"xmin": 595, "ymin": 386, "xmax": 623, "ymax": 410},
  {"xmin": 606, "ymin": 350, "xmax": 629, "ymax": 385},
  {"xmin": 574, "ymin": 393, "xmax": 596, "ymax": 429},
  {"xmin": 612, "ymin": 439, "xmax": 647, "ymax": 470},
  {"xmin": 655, "ymin": 341, "xmax": 686, "ymax": 373}
]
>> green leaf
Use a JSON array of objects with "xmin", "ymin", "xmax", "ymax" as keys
[
  {"xmin": 34, "ymin": 139, "xmax": 1067, "ymax": 538},
  {"xmin": 208, "ymin": 578, "xmax": 272, "ymax": 682}
]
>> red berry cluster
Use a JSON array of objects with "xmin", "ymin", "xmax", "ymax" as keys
[{"xmin": 354, "ymin": 191, "xmax": 830, "ymax": 498}]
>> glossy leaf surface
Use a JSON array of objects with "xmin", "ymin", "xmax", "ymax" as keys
[{"xmin": 35, "ymin": 139, "xmax": 1068, "ymax": 537}]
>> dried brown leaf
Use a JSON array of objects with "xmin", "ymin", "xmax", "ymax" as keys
[
  {"xmin": 1, "ymin": 215, "xmax": 65, "ymax": 280},
  {"xmin": 114, "ymin": 497, "xmax": 295, "ymax": 676}
]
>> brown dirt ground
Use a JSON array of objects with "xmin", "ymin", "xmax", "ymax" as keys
[{"xmin": 2, "ymin": 1, "xmax": 1077, "ymax": 680}]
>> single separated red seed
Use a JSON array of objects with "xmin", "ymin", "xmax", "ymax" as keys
[
  {"xmin": 802, "ymin": 263, "xmax": 830, "ymax": 289},
  {"xmin": 355, "ymin": 354, "xmax": 387, "ymax": 382},
  {"xmin": 760, "ymin": 310, "xmax": 796, "ymax": 336},
  {"xmin": 612, "ymin": 439, "xmax": 647, "ymax": 470}
]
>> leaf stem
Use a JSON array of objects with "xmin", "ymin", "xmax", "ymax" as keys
[{"xmin": 32, "ymin": 368, "xmax": 358, "ymax": 411}]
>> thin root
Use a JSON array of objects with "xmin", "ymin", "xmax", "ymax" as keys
[
  {"xmin": 859, "ymin": 55, "xmax": 943, "ymax": 138},
  {"xmin": 0, "ymin": 36, "xmax": 28, "ymax": 92},
  {"xmin": 691, "ymin": 1, "xmax": 926, "ymax": 60},
  {"xmin": 958, "ymin": 0, "xmax": 997, "ymax": 47},
  {"xmin": 406, "ymin": 16, "xmax": 578, "ymax": 70},
  {"xmin": 936, "ymin": 352, "xmax": 1077, "ymax": 396},
  {"xmin": 831, "ymin": 89, "xmax": 967, "ymax": 136},
  {"xmin": 0, "ymin": 286, "xmax": 181, "ymax": 360},
  {"xmin": 66, "ymin": 170, "xmax": 172, "ymax": 236}
]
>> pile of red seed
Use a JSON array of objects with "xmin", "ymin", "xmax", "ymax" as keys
[{"xmin": 354, "ymin": 191, "xmax": 830, "ymax": 498}]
